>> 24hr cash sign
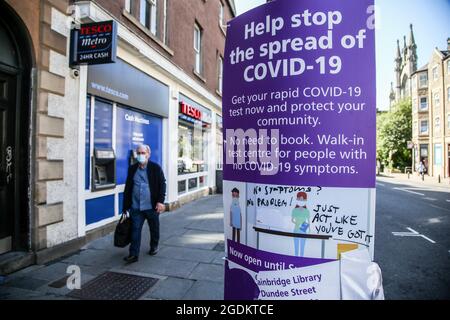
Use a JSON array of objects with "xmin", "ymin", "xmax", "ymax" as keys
[
  {"xmin": 223, "ymin": 0, "xmax": 376, "ymax": 189},
  {"xmin": 70, "ymin": 20, "xmax": 117, "ymax": 65}
]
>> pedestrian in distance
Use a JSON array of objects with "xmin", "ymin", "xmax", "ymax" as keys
[
  {"xmin": 122, "ymin": 144, "xmax": 166, "ymax": 263},
  {"xmin": 418, "ymin": 160, "xmax": 425, "ymax": 181}
]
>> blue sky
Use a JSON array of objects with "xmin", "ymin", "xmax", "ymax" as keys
[{"xmin": 233, "ymin": 0, "xmax": 450, "ymax": 111}]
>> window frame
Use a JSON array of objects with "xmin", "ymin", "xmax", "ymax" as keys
[
  {"xmin": 125, "ymin": 0, "xmax": 132, "ymax": 13},
  {"xmin": 194, "ymin": 23, "xmax": 203, "ymax": 74},
  {"xmin": 433, "ymin": 91, "xmax": 440, "ymax": 107},
  {"xmin": 217, "ymin": 55, "xmax": 223, "ymax": 94},
  {"xmin": 419, "ymin": 96, "xmax": 428, "ymax": 111},
  {"xmin": 419, "ymin": 119, "xmax": 428, "ymax": 135},
  {"xmin": 419, "ymin": 73, "xmax": 428, "ymax": 88},
  {"xmin": 432, "ymin": 66, "xmax": 438, "ymax": 81},
  {"xmin": 219, "ymin": 1, "xmax": 225, "ymax": 27},
  {"xmin": 139, "ymin": 0, "xmax": 158, "ymax": 36},
  {"xmin": 435, "ymin": 116, "xmax": 440, "ymax": 131}
]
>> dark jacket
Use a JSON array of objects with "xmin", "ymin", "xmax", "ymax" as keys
[{"xmin": 122, "ymin": 161, "xmax": 166, "ymax": 212}]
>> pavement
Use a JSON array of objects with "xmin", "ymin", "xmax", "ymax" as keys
[
  {"xmin": 375, "ymin": 175, "xmax": 450, "ymax": 299},
  {"xmin": 0, "ymin": 195, "xmax": 226, "ymax": 300}
]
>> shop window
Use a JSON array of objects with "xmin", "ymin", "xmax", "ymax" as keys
[
  {"xmin": 420, "ymin": 145, "xmax": 428, "ymax": 158},
  {"xmin": 178, "ymin": 180, "xmax": 186, "ymax": 194},
  {"xmin": 93, "ymin": 99, "xmax": 113, "ymax": 148},
  {"xmin": 434, "ymin": 144, "xmax": 442, "ymax": 166},
  {"xmin": 194, "ymin": 23, "xmax": 202, "ymax": 74},
  {"xmin": 188, "ymin": 177, "xmax": 198, "ymax": 190},
  {"xmin": 85, "ymin": 96, "xmax": 91, "ymax": 190},
  {"xmin": 115, "ymin": 105, "xmax": 163, "ymax": 185},
  {"xmin": 199, "ymin": 175, "xmax": 207, "ymax": 188},
  {"xmin": 178, "ymin": 120, "xmax": 209, "ymax": 175},
  {"xmin": 140, "ymin": 0, "xmax": 157, "ymax": 36},
  {"xmin": 216, "ymin": 115, "xmax": 223, "ymax": 170},
  {"xmin": 419, "ymin": 73, "xmax": 427, "ymax": 88}
]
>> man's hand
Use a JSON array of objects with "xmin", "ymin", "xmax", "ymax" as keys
[{"xmin": 156, "ymin": 202, "xmax": 165, "ymax": 213}]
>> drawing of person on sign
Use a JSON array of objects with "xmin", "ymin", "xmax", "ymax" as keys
[
  {"xmin": 291, "ymin": 192, "xmax": 310, "ymax": 257},
  {"xmin": 230, "ymin": 187, "xmax": 242, "ymax": 243}
]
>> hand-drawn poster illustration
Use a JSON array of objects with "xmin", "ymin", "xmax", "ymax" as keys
[
  {"xmin": 291, "ymin": 192, "xmax": 310, "ymax": 257},
  {"xmin": 230, "ymin": 188, "xmax": 242, "ymax": 243}
]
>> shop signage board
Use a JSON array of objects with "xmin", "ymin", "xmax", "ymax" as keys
[
  {"xmin": 222, "ymin": 0, "xmax": 379, "ymax": 300},
  {"xmin": 70, "ymin": 20, "xmax": 117, "ymax": 66},
  {"xmin": 88, "ymin": 58, "xmax": 169, "ymax": 118}
]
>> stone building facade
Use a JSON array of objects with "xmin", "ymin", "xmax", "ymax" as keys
[
  {"xmin": 411, "ymin": 40, "xmax": 450, "ymax": 180},
  {"xmin": 0, "ymin": 0, "xmax": 235, "ymax": 274}
]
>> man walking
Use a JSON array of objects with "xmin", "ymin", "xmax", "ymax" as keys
[{"xmin": 122, "ymin": 144, "xmax": 166, "ymax": 263}]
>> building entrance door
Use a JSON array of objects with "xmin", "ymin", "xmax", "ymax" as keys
[
  {"xmin": 0, "ymin": 70, "xmax": 17, "ymax": 254},
  {"xmin": 0, "ymin": 6, "xmax": 33, "ymax": 254}
]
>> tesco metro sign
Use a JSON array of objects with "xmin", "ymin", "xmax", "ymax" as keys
[{"xmin": 70, "ymin": 20, "xmax": 117, "ymax": 66}]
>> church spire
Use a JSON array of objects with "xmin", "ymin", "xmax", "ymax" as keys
[
  {"xmin": 396, "ymin": 39, "xmax": 401, "ymax": 61},
  {"xmin": 409, "ymin": 23, "xmax": 416, "ymax": 46},
  {"xmin": 408, "ymin": 24, "xmax": 418, "ymax": 72}
]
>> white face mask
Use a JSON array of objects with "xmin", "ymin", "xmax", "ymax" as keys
[
  {"xmin": 298, "ymin": 200, "xmax": 306, "ymax": 206},
  {"xmin": 232, "ymin": 198, "xmax": 239, "ymax": 204}
]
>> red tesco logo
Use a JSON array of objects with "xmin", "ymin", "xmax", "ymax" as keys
[
  {"xmin": 80, "ymin": 23, "xmax": 112, "ymax": 35},
  {"xmin": 180, "ymin": 102, "xmax": 202, "ymax": 120}
]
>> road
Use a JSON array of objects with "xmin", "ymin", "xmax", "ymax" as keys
[{"xmin": 375, "ymin": 176, "xmax": 450, "ymax": 299}]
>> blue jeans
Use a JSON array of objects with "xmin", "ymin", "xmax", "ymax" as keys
[
  {"xmin": 293, "ymin": 229, "xmax": 306, "ymax": 257},
  {"xmin": 129, "ymin": 209, "xmax": 159, "ymax": 257}
]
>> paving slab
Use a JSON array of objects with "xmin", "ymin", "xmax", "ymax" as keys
[
  {"xmin": 182, "ymin": 280, "xmax": 224, "ymax": 300},
  {"xmin": 188, "ymin": 263, "xmax": 224, "ymax": 283},
  {"xmin": 156, "ymin": 246, "xmax": 218, "ymax": 264},
  {"xmin": 182, "ymin": 230, "xmax": 225, "ymax": 242},
  {"xmin": 121, "ymin": 255, "xmax": 199, "ymax": 279},
  {"xmin": 144, "ymin": 277, "xmax": 195, "ymax": 300},
  {"xmin": 162, "ymin": 234, "xmax": 220, "ymax": 250}
]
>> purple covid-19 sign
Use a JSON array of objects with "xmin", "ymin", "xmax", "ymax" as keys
[
  {"xmin": 223, "ymin": 0, "xmax": 376, "ymax": 188},
  {"xmin": 222, "ymin": 0, "xmax": 380, "ymax": 300}
]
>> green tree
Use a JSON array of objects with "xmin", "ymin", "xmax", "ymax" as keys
[{"xmin": 377, "ymin": 99, "xmax": 412, "ymax": 171}]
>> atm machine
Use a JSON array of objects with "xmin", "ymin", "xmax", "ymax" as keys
[{"xmin": 92, "ymin": 148, "xmax": 116, "ymax": 191}]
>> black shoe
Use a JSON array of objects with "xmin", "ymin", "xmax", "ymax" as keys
[
  {"xmin": 148, "ymin": 247, "xmax": 159, "ymax": 256},
  {"xmin": 123, "ymin": 255, "xmax": 138, "ymax": 263}
]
